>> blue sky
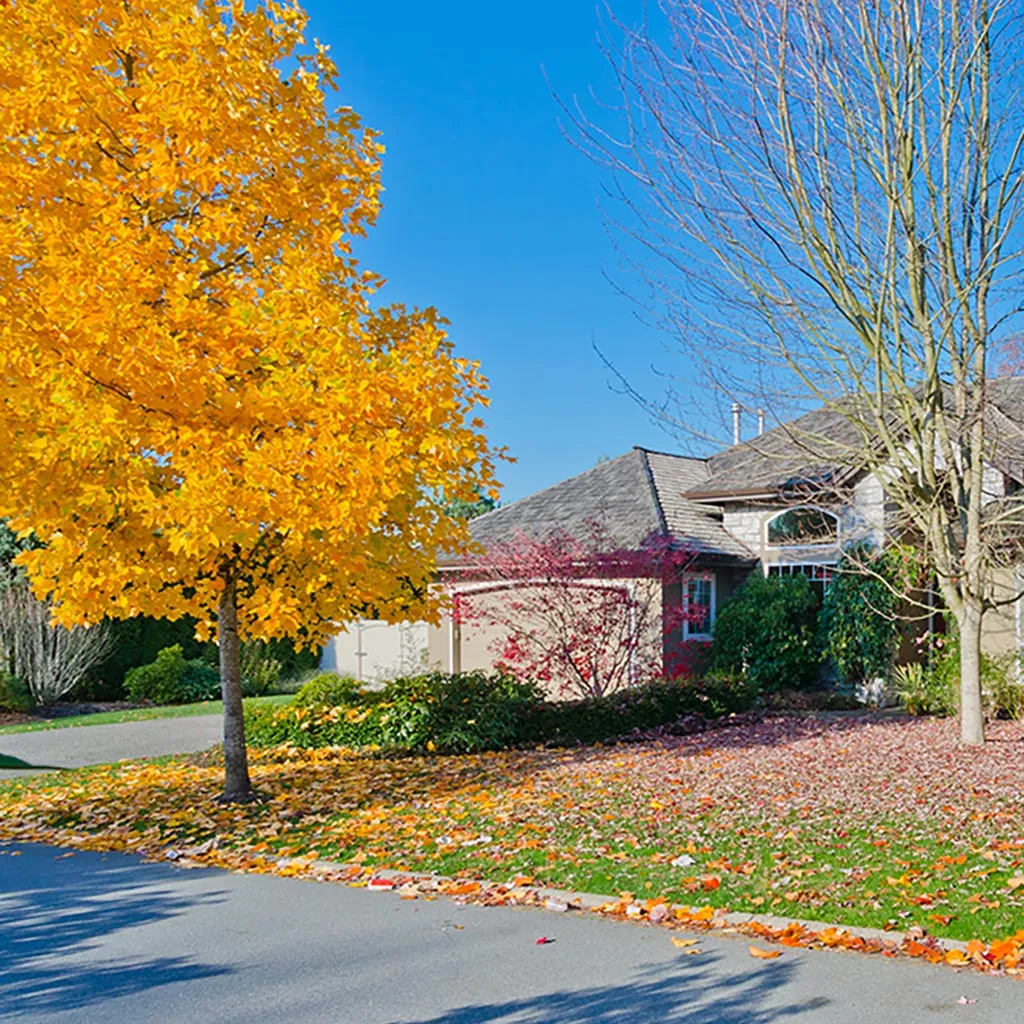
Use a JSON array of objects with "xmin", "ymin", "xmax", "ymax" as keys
[{"xmin": 303, "ymin": 0, "xmax": 692, "ymax": 502}]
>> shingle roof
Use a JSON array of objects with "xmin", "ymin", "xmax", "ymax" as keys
[
  {"xmin": 691, "ymin": 379, "xmax": 1024, "ymax": 499},
  {"xmin": 452, "ymin": 448, "xmax": 754, "ymax": 564},
  {"xmin": 696, "ymin": 407, "xmax": 865, "ymax": 498}
]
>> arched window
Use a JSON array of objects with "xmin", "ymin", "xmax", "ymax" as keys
[{"xmin": 765, "ymin": 507, "xmax": 839, "ymax": 548}]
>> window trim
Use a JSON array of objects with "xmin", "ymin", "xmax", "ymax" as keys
[
  {"xmin": 764, "ymin": 562, "xmax": 837, "ymax": 591},
  {"xmin": 682, "ymin": 572, "xmax": 716, "ymax": 641},
  {"xmin": 763, "ymin": 506, "xmax": 841, "ymax": 551}
]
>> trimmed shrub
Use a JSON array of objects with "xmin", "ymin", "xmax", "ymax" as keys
[
  {"xmin": 0, "ymin": 670, "xmax": 32, "ymax": 712},
  {"xmin": 125, "ymin": 644, "xmax": 221, "ymax": 705},
  {"xmin": 293, "ymin": 672, "xmax": 364, "ymax": 708},
  {"xmin": 711, "ymin": 573, "xmax": 821, "ymax": 690},
  {"xmin": 248, "ymin": 670, "xmax": 541, "ymax": 753},
  {"xmin": 77, "ymin": 616, "xmax": 217, "ymax": 700},
  {"xmin": 245, "ymin": 672, "xmax": 759, "ymax": 753},
  {"xmin": 518, "ymin": 674, "xmax": 758, "ymax": 746},
  {"xmin": 379, "ymin": 672, "xmax": 541, "ymax": 752}
]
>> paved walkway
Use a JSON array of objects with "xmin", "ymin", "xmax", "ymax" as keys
[
  {"xmin": 0, "ymin": 715, "xmax": 222, "ymax": 773},
  {"xmin": 0, "ymin": 842, "xmax": 1013, "ymax": 1023}
]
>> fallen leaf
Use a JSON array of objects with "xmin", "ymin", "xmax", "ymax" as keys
[
  {"xmin": 672, "ymin": 937, "xmax": 700, "ymax": 948},
  {"xmin": 536, "ymin": 936, "xmax": 555, "ymax": 945},
  {"xmin": 749, "ymin": 945, "xmax": 782, "ymax": 960}
]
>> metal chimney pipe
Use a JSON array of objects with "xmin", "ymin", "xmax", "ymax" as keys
[
  {"xmin": 731, "ymin": 402, "xmax": 741, "ymax": 445},
  {"xmin": 757, "ymin": 408, "xmax": 765, "ymax": 436}
]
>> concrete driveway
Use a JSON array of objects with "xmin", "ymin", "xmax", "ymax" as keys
[
  {"xmin": 0, "ymin": 715, "xmax": 222, "ymax": 773},
  {"xmin": 0, "ymin": 842, "xmax": 1012, "ymax": 1024}
]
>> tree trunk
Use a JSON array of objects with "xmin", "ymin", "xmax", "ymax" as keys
[
  {"xmin": 958, "ymin": 600, "xmax": 985, "ymax": 746},
  {"xmin": 218, "ymin": 571, "xmax": 254, "ymax": 802}
]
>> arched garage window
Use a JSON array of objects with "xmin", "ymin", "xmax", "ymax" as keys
[{"xmin": 765, "ymin": 507, "xmax": 839, "ymax": 548}]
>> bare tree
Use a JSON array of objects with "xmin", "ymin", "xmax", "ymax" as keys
[
  {"xmin": 572, "ymin": 0, "xmax": 1024, "ymax": 743},
  {"xmin": 0, "ymin": 583, "xmax": 113, "ymax": 705}
]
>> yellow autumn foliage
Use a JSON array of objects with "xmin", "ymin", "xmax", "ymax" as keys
[{"xmin": 0, "ymin": 0, "xmax": 499, "ymax": 643}]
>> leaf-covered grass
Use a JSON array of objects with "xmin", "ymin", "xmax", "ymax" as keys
[
  {"xmin": 1, "ymin": 715, "xmax": 1023, "ymax": 944},
  {"xmin": 0, "ymin": 694, "xmax": 293, "ymax": 735}
]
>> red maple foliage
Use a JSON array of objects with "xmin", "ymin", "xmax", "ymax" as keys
[{"xmin": 451, "ymin": 525, "xmax": 706, "ymax": 698}]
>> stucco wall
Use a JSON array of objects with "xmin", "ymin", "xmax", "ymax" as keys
[
  {"xmin": 982, "ymin": 567, "xmax": 1021, "ymax": 659},
  {"xmin": 320, "ymin": 620, "xmax": 431, "ymax": 686},
  {"xmin": 437, "ymin": 576, "xmax": 665, "ymax": 698}
]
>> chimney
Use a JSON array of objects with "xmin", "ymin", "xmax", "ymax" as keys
[
  {"xmin": 757, "ymin": 408, "xmax": 765, "ymax": 436},
  {"xmin": 731, "ymin": 402, "xmax": 741, "ymax": 445}
]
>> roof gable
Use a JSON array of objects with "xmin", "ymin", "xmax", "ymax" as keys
[{"xmin": 458, "ymin": 448, "xmax": 753, "ymax": 562}]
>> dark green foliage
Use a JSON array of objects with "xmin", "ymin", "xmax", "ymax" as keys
[
  {"xmin": 711, "ymin": 573, "xmax": 822, "ymax": 690},
  {"xmin": 0, "ymin": 669, "xmax": 33, "ymax": 712},
  {"xmin": 244, "ymin": 672, "xmax": 759, "ymax": 753},
  {"xmin": 124, "ymin": 644, "xmax": 221, "ymax": 705},
  {"xmin": 248, "ymin": 670, "xmax": 541, "ymax": 753},
  {"xmin": 518, "ymin": 674, "xmax": 758, "ymax": 746},
  {"xmin": 819, "ymin": 547, "xmax": 903, "ymax": 686},
  {"xmin": 259, "ymin": 636, "xmax": 319, "ymax": 681},
  {"xmin": 293, "ymin": 672, "xmax": 364, "ymax": 707},
  {"xmin": 77, "ymin": 616, "xmax": 216, "ymax": 700},
  {"xmin": 380, "ymin": 672, "xmax": 541, "ymax": 752}
]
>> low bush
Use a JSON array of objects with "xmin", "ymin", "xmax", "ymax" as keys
[
  {"xmin": 250, "ymin": 671, "xmax": 540, "ymax": 754},
  {"xmin": 292, "ymin": 672, "xmax": 364, "ymax": 707},
  {"xmin": 245, "ymin": 671, "xmax": 759, "ymax": 753},
  {"xmin": 711, "ymin": 574, "xmax": 821, "ymax": 690},
  {"xmin": 380, "ymin": 672, "xmax": 541, "ymax": 752},
  {"xmin": 518, "ymin": 674, "xmax": 758, "ymax": 746},
  {"xmin": 125, "ymin": 645, "xmax": 221, "ymax": 705},
  {"xmin": 0, "ymin": 670, "xmax": 32, "ymax": 712}
]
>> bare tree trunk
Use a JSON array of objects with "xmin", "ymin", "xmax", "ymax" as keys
[
  {"xmin": 218, "ymin": 570, "xmax": 254, "ymax": 803},
  {"xmin": 959, "ymin": 600, "xmax": 986, "ymax": 746}
]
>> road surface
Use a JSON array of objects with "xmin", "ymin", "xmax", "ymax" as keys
[{"xmin": 0, "ymin": 842, "xmax": 1012, "ymax": 1023}]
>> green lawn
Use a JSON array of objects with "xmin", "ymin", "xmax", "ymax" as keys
[
  {"xmin": 0, "ymin": 693, "xmax": 293, "ymax": 735},
  {"xmin": 3, "ymin": 713, "xmax": 1024, "ymax": 950}
]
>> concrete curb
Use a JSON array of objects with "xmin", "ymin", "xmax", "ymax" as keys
[{"xmin": 308, "ymin": 861, "xmax": 971, "ymax": 954}]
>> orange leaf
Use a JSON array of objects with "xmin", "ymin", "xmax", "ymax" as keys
[
  {"xmin": 749, "ymin": 945, "xmax": 782, "ymax": 960},
  {"xmin": 944, "ymin": 949, "xmax": 971, "ymax": 966}
]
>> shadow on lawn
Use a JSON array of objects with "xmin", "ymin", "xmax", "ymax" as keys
[
  {"xmin": 0, "ymin": 847, "xmax": 231, "ymax": 1018},
  {"xmin": 405, "ymin": 950, "xmax": 827, "ymax": 1024}
]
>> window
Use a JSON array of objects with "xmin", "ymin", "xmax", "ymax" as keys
[
  {"xmin": 766, "ymin": 562, "xmax": 835, "ymax": 599},
  {"xmin": 765, "ymin": 507, "xmax": 839, "ymax": 548},
  {"xmin": 683, "ymin": 574, "xmax": 715, "ymax": 639}
]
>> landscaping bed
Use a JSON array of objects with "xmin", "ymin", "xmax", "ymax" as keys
[{"xmin": 2, "ymin": 714, "xmax": 1023, "ymax": 950}]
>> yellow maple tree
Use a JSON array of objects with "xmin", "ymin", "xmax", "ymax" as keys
[{"xmin": 0, "ymin": 0, "xmax": 499, "ymax": 800}]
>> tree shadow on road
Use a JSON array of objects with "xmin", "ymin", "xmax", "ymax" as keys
[
  {"xmin": 402, "ymin": 950, "xmax": 828, "ymax": 1024},
  {"xmin": 0, "ymin": 850, "xmax": 232, "ymax": 1018}
]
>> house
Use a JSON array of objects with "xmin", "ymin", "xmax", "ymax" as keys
[{"xmin": 324, "ymin": 382, "xmax": 1024, "ymax": 685}]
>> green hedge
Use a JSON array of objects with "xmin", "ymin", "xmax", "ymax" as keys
[
  {"xmin": 77, "ymin": 618, "xmax": 319, "ymax": 701},
  {"xmin": 125, "ymin": 645, "xmax": 221, "ymax": 705},
  {"xmin": 244, "ymin": 671, "xmax": 758, "ymax": 754},
  {"xmin": 0, "ymin": 670, "xmax": 32, "ymax": 712}
]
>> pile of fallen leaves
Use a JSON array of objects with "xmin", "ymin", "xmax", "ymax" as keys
[{"xmin": 2, "ymin": 713, "xmax": 1024, "ymax": 970}]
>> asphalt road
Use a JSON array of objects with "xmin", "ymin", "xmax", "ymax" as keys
[
  {"xmin": 0, "ymin": 843, "xmax": 1014, "ymax": 1023},
  {"xmin": 0, "ymin": 715, "xmax": 223, "ymax": 773}
]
